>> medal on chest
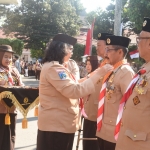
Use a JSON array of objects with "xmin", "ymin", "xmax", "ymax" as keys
[
  {"xmin": 135, "ymin": 75, "xmax": 148, "ymax": 95},
  {"xmin": 106, "ymin": 73, "xmax": 115, "ymax": 100}
]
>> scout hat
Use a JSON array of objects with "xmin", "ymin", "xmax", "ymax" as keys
[
  {"xmin": 97, "ymin": 33, "xmax": 113, "ymax": 40},
  {"xmin": 0, "ymin": 45, "xmax": 14, "ymax": 53},
  {"xmin": 53, "ymin": 33, "xmax": 77, "ymax": 46},
  {"xmin": 142, "ymin": 17, "xmax": 150, "ymax": 32},
  {"xmin": 106, "ymin": 35, "xmax": 131, "ymax": 48},
  {"xmin": 86, "ymin": 55, "xmax": 98, "ymax": 61}
]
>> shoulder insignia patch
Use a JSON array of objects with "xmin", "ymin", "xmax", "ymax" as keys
[{"xmin": 57, "ymin": 70, "xmax": 67, "ymax": 80}]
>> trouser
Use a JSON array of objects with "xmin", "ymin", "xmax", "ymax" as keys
[
  {"xmin": 24, "ymin": 69, "xmax": 28, "ymax": 76},
  {"xmin": 0, "ymin": 113, "xmax": 17, "ymax": 150},
  {"xmin": 37, "ymin": 130, "xmax": 75, "ymax": 150},
  {"xmin": 97, "ymin": 137, "xmax": 116, "ymax": 150},
  {"xmin": 83, "ymin": 119, "xmax": 99, "ymax": 150},
  {"xmin": 35, "ymin": 70, "xmax": 41, "ymax": 80}
]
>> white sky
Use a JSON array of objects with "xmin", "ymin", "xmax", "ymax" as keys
[{"xmin": 80, "ymin": 0, "xmax": 112, "ymax": 12}]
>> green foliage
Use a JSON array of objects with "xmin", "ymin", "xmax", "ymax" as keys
[
  {"xmin": 2, "ymin": 0, "xmax": 81, "ymax": 50},
  {"xmin": 126, "ymin": 0, "xmax": 150, "ymax": 33},
  {"xmin": 86, "ymin": 5, "xmax": 115, "ymax": 39},
  {"xmin": 30, "ymin": 49, "xmax": 44, "ymax": 59},
  {"xmin": 72, "ymin": 43, "xmax": 97, "ymax": 61},
  {"xmin": 72, "ymin": 43, "xmax": 85, "ymax": 61},
  {"xmin": 0, "ymin": 38, "xmax": 24, "ymax": 55}
]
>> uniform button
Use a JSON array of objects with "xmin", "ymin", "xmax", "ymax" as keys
[
  {"xmin": 134, "ymin": 135, "xmax": 136, "ymax": 138},
  {"xmin": 123, "ymin": 106, "xmax": 126, "ymax": 110},
  {"xmin": 110, "ymin": 120, "xmax": 112, "ymax": 123},
  {"xmin": 121, "ymin": 122, "xmax": 123, "ymax": 126}
]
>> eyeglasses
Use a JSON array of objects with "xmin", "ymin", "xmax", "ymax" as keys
[
  {"xmin": 136, "ymin": 37, "xmax": 150, "ymax": 43},
  {"xmin": 105, "ymin": 47, "xmax": 118, "ymax": 53}
]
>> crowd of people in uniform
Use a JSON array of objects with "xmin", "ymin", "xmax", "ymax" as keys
[
  {"xmin": 12, "ymin": 57, "xmax": 42, "ymax": 80},
  {"xmin": 0, "ymin": 17, "xmax": 150, "ymax": 150}
]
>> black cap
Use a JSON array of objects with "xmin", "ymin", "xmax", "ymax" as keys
[
  {"xmin": 0, "ymin": 45, "xmax": 14, "ymax": 53},
  {"xmin": 142, "ymin": 17, "xmax": 150, "ymax": 32},
  {"xmin": 106, "ymin": 36, "xmax": 131, "ymax": 48},
  {"xmin": 97, "ymin": 33, "xmax": 113, "ymax": 40},
  {"xmin": 86, "ymin": 55, "xmax": 98, "ymax": 61},
  {"xmin": 53, "ymin": 34, "xmax": 77, "ymax": 46}
]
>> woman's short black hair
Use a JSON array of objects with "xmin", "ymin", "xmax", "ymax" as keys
[{"xmin": 43, "ymin": 41, "xmax": 69, "ymax": 64}]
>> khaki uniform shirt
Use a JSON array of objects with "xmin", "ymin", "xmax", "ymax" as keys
[
  {"xmin": 96, "ymin": 64, "xmax": 135, "ymax": 143},
  {"xmin": 84, "ymin": 80, "xmax": 102, "ymax": 121},
  {"xmin": 38, "ymin": 61, "xmax": 102, "ymax": 133},
  {"xmin": 115, "ymin": 62, "xmax": 150, "ymax": 150},
  {"xmin": 0, "ymin": 67, "xmax": 24, "ymax": 113},
  {"xmin": 67, "ymin": 59, "xmax": 80, "ymax": 80}
]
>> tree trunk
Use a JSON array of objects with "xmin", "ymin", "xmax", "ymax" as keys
[{"xmin": 114, "ymin": 0, "xmax": 122, "ymax": 36}]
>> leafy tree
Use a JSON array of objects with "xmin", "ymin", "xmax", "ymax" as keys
[
  {"xmin": 126, "ymin": 0, "xmax": 150, "ymax": 33},
  {"xmin": 72, "ymin": 43, "xmax": 97, "ymax": 61},
  {"xmin": 86, "ymin": 3, "xmax": 115, "ymax": 39},
  {"xmin": 0, "ymin": 38, "xmax": 24, "ymax": 55},
  {"xmin": 2, "ymin": 0, "xmax": 81, "ymax": 50},
  {"xmin": 30, "ymin": 49, "xmax": 44, "ymax": 59}
]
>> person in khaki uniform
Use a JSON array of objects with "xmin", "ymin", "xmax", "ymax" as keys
[
  {"xmin": 67, "ymin": 59, "xmax": 80, "ymax": 80},
  {"xmin": 63, "ymin": 43, "xmax": 80, "ymax": 80},
  {"xmin": 83, "ymin": 55, "xmax": 100, "ymax": 150},
  {"xmin": 36, "ymin": 33, "xmax": 113, "ymax": 150},
  {"xmin": 82, "ymin": 33, "xmax": 112, "ymax": 150},
  {"xmin": 0, "ymin": 45, "xmax": 24, "ymax": 150},
  {"xmin": 96, "ymin": 35, "xmax": 135, "ymax": 150},
  {"xmin": 115, "ymin": 17, "xmax": 150, "ymax": 150},
  {"xmin": 75, "ymin": 33, "xmax": 112, "ymax": 150}
]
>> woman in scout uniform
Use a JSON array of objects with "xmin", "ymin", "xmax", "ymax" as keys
[
  {"xmin": 82, "ymin": 55, "xmax": 100, "ymax": 150},
  {"xmin": 115, "ymin": 17, "xmax": 150, "ymax": 150},
  {"xmin": 0, "ymin": 45, "xmax": 24, "ymax": 150},
  {"xmin": 37, "ymin": 33, "xmax": 113, "ymax": 150},
  {"xmin": 96, "ymin": 35, "xmax": 135, "ymax": 150}
]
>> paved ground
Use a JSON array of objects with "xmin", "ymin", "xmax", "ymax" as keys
[{"xmin": 14, "ymin": 76, "xmax": 83, "ymax": 150}]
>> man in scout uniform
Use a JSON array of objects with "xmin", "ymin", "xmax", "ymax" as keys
[
  {"xmin": 96, "ymin": 35, "xmax": 135, "ymax": 150},
  {"xmin": 96, "ymin": 33, "xmax": 112, "ymax": 64},
  {"xmin": 82, "ymin": 33, "xmax": 113, "ymax": 150},
  {"xmin": 115, "ymin": 17, "xmax": 150, "ymax": 150}
]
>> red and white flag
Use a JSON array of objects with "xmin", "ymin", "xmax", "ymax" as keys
[
  {"xmin": 129, "ymin": 50, "xmax": 139, "ymax": 59},
  {"xmin": 84, "ymin": 18, "xmax": 95, "ymax": 55}
]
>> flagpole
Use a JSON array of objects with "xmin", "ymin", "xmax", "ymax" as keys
[{"xmin": 90, "ymin": 18, "xmax": 95, "ymax": 55}]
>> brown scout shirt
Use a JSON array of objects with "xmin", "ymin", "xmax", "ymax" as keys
[
  {"xmin": 38, "ymin": 61, "xmax": 103, "ymax": 133},
  {"xmin": 84, "ymin": 80, "xmax": 102, "ymax": 122},
  {"xmin": 115, "ymin": 62, "xmax": 150, "ymax": 150},
  {"xmin": 96, "ymin": 64, "xmax": 135, "ymax": 143},
  {"xmin": 0, "ymin": 67, "xmax": 24, "ymax": 113},
  {"xmin": 67, "ymin": 59, "xmax": 80, "ymax": 80}
]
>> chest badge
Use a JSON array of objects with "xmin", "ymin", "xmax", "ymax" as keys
[
  {"xmin": 133, "ymin": 96, "xmax": 140, "ymax": 105},
  {"xmin": 135, "ymin": 75, "xmax": 148, "ymax": 95}
]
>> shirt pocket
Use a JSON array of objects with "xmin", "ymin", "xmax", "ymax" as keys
[
  {"xmin": 125, "ymin": 129, "xmax": 147, "ymax": 141},
  {"xmin": 103, "ymin": 116, "xmax": 116, "ymax": 126}
]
